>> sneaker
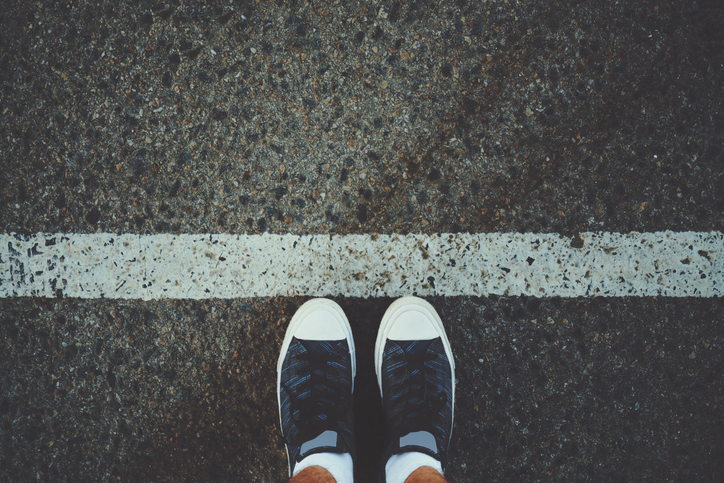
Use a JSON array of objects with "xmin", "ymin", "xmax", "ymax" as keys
[
  {"xmin": 374, "ymin": 296, "xmax": 455, "ymax": 480},
  {"xmin": 277, "ymin": 298, "xmax": 357, "ymax": 476}
]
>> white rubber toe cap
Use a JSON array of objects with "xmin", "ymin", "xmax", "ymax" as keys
[
  {"xmin": 277, "ymin": 298, "xmax": 356, "ymax": 382},
  {"xmin": 293, "ymin": 304, "xmax": 349, "ymax": 340},
  {"xmin": 374, "ymin": 296, "xmax": 455, "ymax": 395},
  {"xmin": 386, "ymin": 306, "xmax": 441, "ymax": 340}
]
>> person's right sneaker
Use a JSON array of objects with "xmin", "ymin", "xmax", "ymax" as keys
[{"xmin": 374, "ymin": 296, "xmax": 456, "ymax": 481}]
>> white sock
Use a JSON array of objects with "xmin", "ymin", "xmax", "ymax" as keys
[
  {"xmin": 385, "ymin": 452, "xmax": 443, "ymax": 483},
  {"xmin": 293, "ymin": 452, "xmax": 354, "ymax": 483}
]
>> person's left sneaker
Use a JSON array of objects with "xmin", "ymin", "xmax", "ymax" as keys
[{"xmin": 277, "ymin": 298, "xmax": 357, "ymax": 477}]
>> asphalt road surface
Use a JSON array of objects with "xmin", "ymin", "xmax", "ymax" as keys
[{"xmin": 1, "ymin": 0, "xmax": 723, "ymax": 481}]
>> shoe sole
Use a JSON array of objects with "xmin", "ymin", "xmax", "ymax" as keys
[
  {"xmin": 276, "ymin": 298, "xmax": 356, "ymax": 475},
  {"xmin": 374, "ymin": 296, "xmax": 455, "ymax": 418}
]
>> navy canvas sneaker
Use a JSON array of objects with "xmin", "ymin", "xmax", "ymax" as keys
[
  {"xmin": 375, "ymin": 296, "xmax": 456, "ymax": 481},
  {"xmin": 277, "ymin": 298, "xmax": 357, "ymax": 477}
]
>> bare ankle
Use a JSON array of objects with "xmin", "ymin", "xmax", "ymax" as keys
[
  {"xmin": 404, "ymin": 466, "xmax": 449, "ymax": 483},
  {"xmin": 289, "ymin": 465, "xmax": 337, "ymax": 483}
]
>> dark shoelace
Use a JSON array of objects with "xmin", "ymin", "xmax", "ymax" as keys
[
  {"xmin": 387, "ymin": 343, "xmax": 448, "ymax": 443},
  {"xmin": 281, "ymin": 342, "xmax": 350, "ymax": 446}
]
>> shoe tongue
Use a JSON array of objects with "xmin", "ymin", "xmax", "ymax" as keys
[
  {"xmin": 399, "ymin": 430, "xmax": 438, "ymax": 453},
  {"xmin": 300, "ymin": 430, "xmax": 339, "ymax": 456}
]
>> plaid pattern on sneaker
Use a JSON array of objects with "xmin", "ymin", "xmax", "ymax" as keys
[
  {"xmin": 278, "ymin": 338, "xmax": 356, "ymax": 472},
  {"xmin": 379, "ymin": 338, "xmax": 454, "ymax": 469}
]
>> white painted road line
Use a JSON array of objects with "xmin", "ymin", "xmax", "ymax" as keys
[{"xmin": 1, "ymin": 232, "xmax": 721, "ymax": 299}]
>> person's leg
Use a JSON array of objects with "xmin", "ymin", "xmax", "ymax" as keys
[
  {"xmin": 289, "ymin": 465, "xmax": 337, "ymax": 483},
  {"xmin": 375, "ymin": 297, "xmax": 456, "ymax": 483},
  {"xmin": 405, "ymin": 466, "xmax": 449, "ymax": 483},
  {"xmin": 277, "ymin": 299, "xmax": 356, "ymax": 483}
]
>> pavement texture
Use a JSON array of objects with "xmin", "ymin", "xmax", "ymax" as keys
[
  {"xmin": 1, "ymin": 297, "xmax": 723, "ymax": 481},
  {"xmin": 0, "ymin": 0, "xmax": 723, "ymax": 482}
]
